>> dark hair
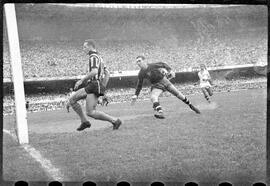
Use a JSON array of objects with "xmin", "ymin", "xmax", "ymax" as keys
[
  {"xmin": 84, "ymin": 39, "xmax": 96, "ymax": 48},
  {"xmin": 136, "ymin": 55, "xmax": 145, "ymax": 60}
]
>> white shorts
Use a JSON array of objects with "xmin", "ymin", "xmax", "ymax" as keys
[{"xmin": 200, "ymin": 81, "xmax": 211, "ymax": 88}]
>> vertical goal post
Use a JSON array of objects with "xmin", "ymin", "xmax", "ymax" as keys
[{"xmin": 4, "ymin": 3, "xmax": 29, "ymax": 144}]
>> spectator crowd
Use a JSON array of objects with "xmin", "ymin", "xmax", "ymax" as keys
[
  {"xmin": 3, "ymin": 77, "xmax": 266, "ymax": 115},
  {"xmin": 3, "ymin": 35, "xmax": 267, "ymax": 115},
  {"xmin": 3, "ymin": 35, "xmax": 267, "ymax": 79}
]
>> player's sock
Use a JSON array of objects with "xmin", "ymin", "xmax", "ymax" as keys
[
  {"xmin": 153, "ymin": 102, "xmax": 163, "ymax": 112},
  {"xmin": 71, "ymin": 102, "xmax": 88, "ymax": 123},
  {"xmin": 182, "ymin": 97, "xmax": 192, "ymax": 106}
]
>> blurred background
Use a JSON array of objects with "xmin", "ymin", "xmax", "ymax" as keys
[{"xmin": 3, "ymin": 4, "xmax": 267, "ymax": 78}]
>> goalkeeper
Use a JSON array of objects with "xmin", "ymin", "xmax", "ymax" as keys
[{"xmin": 132, "ymin": 56, "xmax": 201, "ymax": 119}]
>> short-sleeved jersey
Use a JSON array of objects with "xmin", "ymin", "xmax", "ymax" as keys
[
  {"xmin": 135, "ymin": 62, "xmax": 171, "ymax": 96},
  {"xmin": 198, "ymin": 69, "xmax": 211, "ymax": 88},
  {"xmin": 88, "ymin": 51, "xmax": 105, "ymax": 81}
]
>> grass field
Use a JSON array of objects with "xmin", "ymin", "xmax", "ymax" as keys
[{"xmin": 3, "ymin": 88, "xmax": 266, "ymax": 184}]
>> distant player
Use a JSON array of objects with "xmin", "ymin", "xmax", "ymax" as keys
[
  {"xmin": 68, "ymin": 40, "xmax": 122, "ymax": 131},
  {"xmin": 198, "ymin": 64, "xmax": 213, "ymax": 103},
  {"xmin": 98, "ymin": 95, "xmax": 109, "ymax": 106},
  {"xmin": 131, "ymin": 56, "xmax": 201, "ymax": 119}
]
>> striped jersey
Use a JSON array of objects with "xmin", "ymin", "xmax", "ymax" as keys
[{"xmin": 88, "ymin": 51, "xmax": 105, "ymax": 81}]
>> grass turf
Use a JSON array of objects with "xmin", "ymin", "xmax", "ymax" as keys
[{"xmin": 3, "ymin": 88, "xmax": 266, "ymax": 183}]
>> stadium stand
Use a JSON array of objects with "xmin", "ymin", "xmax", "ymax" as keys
[
  {"xmin": 3, "ymin": 36, "xmax": 267, "ymax": 79},
  {"xmin": 3, "ymin": 5, "xmax": 267, "ymax": 79}
]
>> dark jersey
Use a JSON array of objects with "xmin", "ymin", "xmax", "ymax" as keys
[
  {"xmin": 135, "ymin": 62, "xmax": 171, "ymax": 96},
  {"xmin": 88, "ymin": 51, "xmax": 105, "ymax": 81}
]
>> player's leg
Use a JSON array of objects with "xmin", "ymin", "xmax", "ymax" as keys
[
  {"xmin": 66, "ymin": 101, "xmax": 71, "ymax": 112},
  {"xmin": 66, "ymin": 90, "xmax": 75, "ymax": 112},
  {"xmin": 165, "ymin": 80, "xmax": 201, "ymax": 114},
  {"xmin": 201, "ymin": 87, "xmax": 210, "ymax": 103},
  {"xmin": 85, "ymin": 94, "xmax": 122, "ymax": 129},
  {"xmin": 206, "ymin": 87, "xmax": 213, "ymax": 96},
  {"xmin": 105, "ymin": 98, "xmax": 109, "ymax": 106},
  {"xmin": 150, "ymin": 88, "xmax": 165, "ymax": 119},
  {"xmin": 69, "ymin": 88, "xmax": 91, "ymax": 130}
]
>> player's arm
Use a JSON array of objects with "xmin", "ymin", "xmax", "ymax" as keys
[
  {"xmin": 74, "ymin": 68, "xmax": 98, "ymax": 90},
  {"xmin": 206, "ymin": 71, "xmax": 211, "ymax": 80},
  {"xmin": 102, "ymin": 66, "xmax": 110, "ymax": 87},
  {"xmin": 82, "ymin": 68, "xmax": 98, "ymax": 82},
  {"xmin": 74, "ymin": 57, "xmax": 100, "ymax": 90},
  {"xmin": 156, "ymin": 62, "xmax": 172, "ymax": 72},
  {"xmin": 83, "ymin": 55, "xmax": 101, "ymax": 82},
  {"xmin": 132, "ymin": 72, "xmax": 144, "ymax": 101},
  {"xmin": 202, "ymin": 71, "xmax": 211, "ymax": 81},
  {"xmin": 134, "ymin": 77, "xmax": 144, "ymax": 97},
  {"xmin": 198, "ymin": 72, "xmax": 202, "ymax": 81},
  {"xmin": 98, "ymin": 66, "xmax": 110, "ymax": 106},
  {"xmin": 206, "ymin": 71, "xmax": 214, "ymax": 85},
  {"xmin": 159, "ymin": 62, "xmax": 175, "ymax": 79},
  {"xmin": 195, "ymin": 72, "xmax": 202, "ymax": 86}
]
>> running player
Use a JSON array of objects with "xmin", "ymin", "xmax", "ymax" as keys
[
  {"xmin": 98, "ymin": 95, "xmax": 109, "ymax": 106},
  {"xmin": 131, "ymin": 56, "xmax": 201, "ymax": 119},
  {"xmin": 68, "ymin": 40, "xmax": 122, "ymax": 131},
  {"xmin": 198, "ymin": 64, "xmax": 213, "ymax": 103}
]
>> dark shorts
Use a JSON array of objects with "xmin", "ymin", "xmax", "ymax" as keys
[
  {"xmin": 151, "ymin": 77, "xmax": 172, "ymax": 92},
  {"xmin": 84, "ymin": 80, "xmax": 106, "ymax": 97}
]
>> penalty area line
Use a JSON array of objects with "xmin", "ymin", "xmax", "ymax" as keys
[{"xmin": 3, "ymin": 129, "xmax": 66, "ymax": 181}]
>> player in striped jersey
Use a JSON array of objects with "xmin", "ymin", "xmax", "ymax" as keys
[
  {"xmin": 132, "ymin": 56, "xmax": 201, "ymax": 119},
  {"xmin": 68, "ymin": 40, "xmax": 122, "ymax": 131}
]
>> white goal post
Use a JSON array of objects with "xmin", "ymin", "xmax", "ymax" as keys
[{"xmin": 4, "ymin": 4, "xmax": 29, "ymax": 144}]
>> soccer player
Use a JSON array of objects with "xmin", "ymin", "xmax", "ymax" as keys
[
  {"xmin": 131, "ymin": 56, "xmax": 201, "ymax": 119},
  {"xmin": 198, "ymin": 64, "xmax": 213, "ymax": 103},
  {"xmin": 68, "ymin": 40, "xmax": 122, "ymax": 131}
]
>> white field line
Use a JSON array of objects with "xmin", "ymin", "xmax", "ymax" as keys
[{"xmin": 3, "ymin": 129, "xmax": 66, "ymax": 181}]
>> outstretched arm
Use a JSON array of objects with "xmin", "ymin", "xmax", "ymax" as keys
[
  {"xmin": 82, "ymin": 68, "xmax": 98, "ymax": 82},
  {"xmin": 155, "ymin": 62, "xmax": 172, "ymax": 72},
  {"xmin": 74, "ymin": 68, "xmax": 98, "ymax": 90},
  {"xmin": 134, "ymin": 77, "xmax": 144, "ymax": 97},
  {"xmin": 131, "ymin": 76, "xmax": 144, "ymax": 104},
  {"xmin": 102, "ymin": 67, "xmax": 110, "ymax": 87},
  {"xmin": 158, "ymin": 62, "xmax": 175, "ymax": 79}
]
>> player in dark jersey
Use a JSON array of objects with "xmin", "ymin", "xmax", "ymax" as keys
[
  {"xmin": 68, "ymin": 40, "xmax": 122, "ymax": 131},
  {"xmin": 132, "ymin": 55, "xmax": 201, "ymax": 119}
]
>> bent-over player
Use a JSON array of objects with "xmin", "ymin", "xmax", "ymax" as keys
[{"xmin": 132, "ymin": 56, "xmax": 201, "ymax": 119}]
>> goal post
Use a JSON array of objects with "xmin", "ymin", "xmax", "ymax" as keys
[{"xmin": 4, "ymin": 3, "xmax": 29, "ymax": 144}]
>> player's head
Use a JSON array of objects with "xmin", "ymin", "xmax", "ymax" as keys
[
  {"xmin": 83, "ymin": 39, "xmax": 96, "ymax": 54},
  {"xmin": 136, "ymin": 56, "xmax": 147, "ymax": 69},
  {"xmin": 200, "ymin": 64, "xmax": 206, "ymax": 70}
]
